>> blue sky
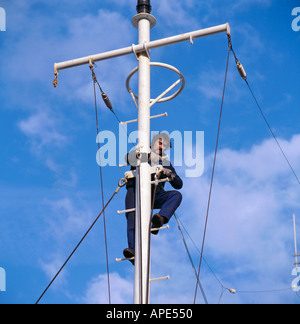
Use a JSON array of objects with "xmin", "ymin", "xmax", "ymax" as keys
[{"xmin": 0, "ymin": 0, "xmax": 300, "ymax": 304}]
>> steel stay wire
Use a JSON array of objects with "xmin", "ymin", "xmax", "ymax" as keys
[
  {"xmin": 37, "ymin": 65, "xmax": 132, "ymax": 304},
  {"xmin": 174, "ymin": 213, "xmax": 208, "ymax": 304},
  {"xmin": 229, "ymin": 38, "xmax": 300, "ymax": 187},
  {"xmin": 89, "ymin": 65, "xmax": 144, "ymax": 303},
  {"xmin": 192, "ymin": 34, "xmax": 300, "ymax": 303},
  {"xmin": 193, "ymin": 39, "xmax": 231, "ymax": 304},
  {"xmin": 35, "ymin": 180, "xmax": 126, "ymax": 304},
  {"xmin": 175, "ymin": 213, "xmax": 296, "ymax": 303},
  {"xmin": 90, "ymin": 63, "xmax": 136, "ymax": 149},
  {"xmin": 37, "ymin": 64, "xmax": 137, "ymax": 304},
  {"xmin": 245, "ymin": 79, "xmax": 300, "ymax": 186},
  {"xmin": 175, "ymin": 213, "xmax": 226, "ymax": 289},
  {"xmin": 91, "ymin": 64, "xmax": 111, "ymax": 304}
]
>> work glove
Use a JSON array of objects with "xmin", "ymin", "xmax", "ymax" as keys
[{"xmin": 161, "ymin": 167, "xmax": 175, "ymax": 180}]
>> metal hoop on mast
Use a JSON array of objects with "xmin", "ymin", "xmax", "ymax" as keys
[{"xmin": 126, "ymin": 62, "xmax": 185, "ymax": 109}]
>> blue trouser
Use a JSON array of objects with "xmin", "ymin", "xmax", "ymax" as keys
[{"xmin": 125, "ymin": 187, "xmax": 182, "ymax": 251}]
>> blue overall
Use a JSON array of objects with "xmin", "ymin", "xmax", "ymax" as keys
[{"xmin": 125, "ymin": 162, "xmax": 183, "ymax": 252}]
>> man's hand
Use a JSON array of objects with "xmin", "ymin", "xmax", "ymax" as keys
[{"xmin": 162, "ymin": 168, "xmax": 175, "ymax": 180}]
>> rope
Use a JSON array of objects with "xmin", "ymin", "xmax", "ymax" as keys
[
  {"xmin": 35, "ymin": 180, "xmax": 126, "ymax": 304},
  {"xmin": 193, "ymin": 39, "xmax": 231, "ymax": 304},
  {"xmin": 91, "ymin": 64, "xmax": 111, "ymax": 304}
]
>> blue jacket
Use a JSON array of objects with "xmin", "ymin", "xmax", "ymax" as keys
[{"xmin": 125, "ymin": 152, "xmax": 183, "ymax": 191}]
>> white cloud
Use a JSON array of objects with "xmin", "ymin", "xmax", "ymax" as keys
[
  {"xmin": 44, "ymin": 159, "xmax": 78, "ymax": 187},
  {"xmin": 198, "ymin": 68, "xmax": 232, "ymax": 101},
  {"xmin": 43, "ymin": 197, "xmax": 95, "ymax": 241},
  {"xmin": 152, "ymin": 0, "xmax": 198, "ymax": 29},
  {"xmin": 82, "ymin": 272, "xmax": 133, "ymax": 304},
  {"xmin": 36, "ymin": 195, "xmax": 101, "ymax": 290},
  {"xmin": 226, "ymin": 0, "xmax": 272, "ymax": 12},
  {"xmin": 18, "ymin": 109, "xmax": 67, "ymax": 149},
  {"xmin": 146, "ymin": 134, "xmax": 300, "ymax": 303},
  {"xmin": 39, "ymin": 254, "xmax": 68, "ymax": 288},
  {"xmin": 1, "ymin": 7, "xmax": 136, "ymax": 108}
]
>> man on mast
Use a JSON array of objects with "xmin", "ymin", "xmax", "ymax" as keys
[{"xmin": 123, "ymin": 133, "xmax": 183, "ymax": 264}]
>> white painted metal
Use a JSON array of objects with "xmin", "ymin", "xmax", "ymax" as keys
[
  {"xmin": 149, "ymin": 78, "xmax": 181, "ymax": 107},
  {"xmin": 117, "ymin": 208, "xmax": 136, "ymax": 215},
  {"xmin": 126, "ymin": 62, "xmax": 185, "ymax": 108},
  {"xmin": 150, "ymin": 224, "xmax": 170, "ymax": 232},
  {"xmin": 150, "ymin": 275, "xmax": 170, "ymax": 283},
  {"xmin": 132, "ymin": 13, "xmax": 156, "ymax": 29},
  {"xmin": 134, "ymin": 13, "xmax": 152, "ymax": 305},
  {"xmin": 54, "ymin": 23, "xmax": 230, "ymax": 72},
  {"xmin": 120, "ymin": 112, "xmax": 168, "ymax": 125},
  {"xmin": 115, "ymin": 256, "xmax": 135, "ymax": 263}
]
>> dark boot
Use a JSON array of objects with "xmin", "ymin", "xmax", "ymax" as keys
[
  {"xmin": 123, "ymin": 248, "xmax": 135, "ymax": 265},
  {"xmin": 151, "ymin": 213, "xmax": 165, "ymax": 235}
]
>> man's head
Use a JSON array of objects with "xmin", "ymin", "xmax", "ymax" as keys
[{"xmin": 151, "ymin": 133, "xmax": 171, "ymax": 155}]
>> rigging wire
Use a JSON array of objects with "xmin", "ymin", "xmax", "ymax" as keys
[
  {"xmin": 89, "ymin": 63, "xmax": 136, "ymax": 148},
  {"xmin": 175, "ymin": 214, "xmax": 225, "ymax": 289},
  {"xmin": 37, "ymin": 65, "xmax": 130, "ymax": 305},
  {"xmin": 175, "ymin": 213, "xmax": 297, "ymax": 303},
  {"xmin": 174, "ymin": 213, "xmax": 208, "ymax": 304},
  {"xmin": 90, "ymin": 64, "xmax": 111, "ymax": 304},
  {"xmin": 193, "ymin": 38, "xmax": 231, "ymax": 304},
  {"xmin": 175, "ymin": 212, "xmax": 234, "ymax": 304},
  {"xmin": 176, "ymin": 213, "xmax": 230, "ymax": 304},
  {"xmin": 35, "ymin": 181, "xmax": 126, "ymax": 304},
  {"xmin": 236, "ymin": 287, "xmax": 294, "ymax": 294},
  {"xmin": 229, "ymin": 39, "xmax": 300, "ymax": 187},
  {"xmin": 245, "ymin": 79, "xmax": 300, "ymax": 187},
  {"xmin": 191, "ymin": 35, "xmax": 300, "ymax": 303}
]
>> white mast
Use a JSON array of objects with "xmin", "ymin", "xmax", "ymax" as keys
[
  {"xmin": 132, "ymin": 0, "xmax": 156, "ymax": 304},
  {"xmin": 52, "ymin": 0, "xmax": 230, "ymax": 304}
]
